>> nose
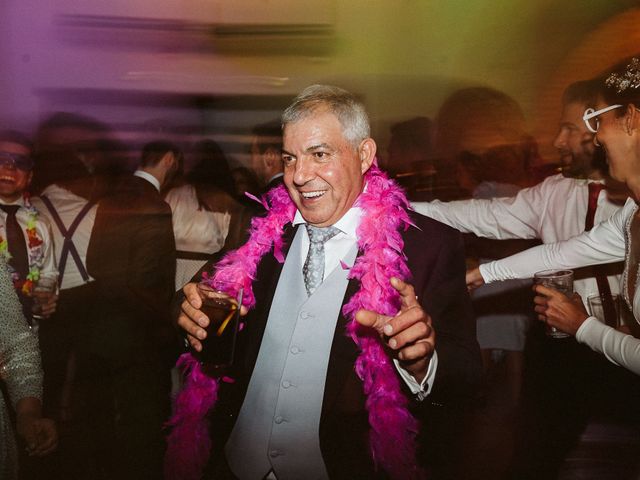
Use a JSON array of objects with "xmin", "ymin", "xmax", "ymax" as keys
[
  {"xmin": 552, "ymin": 130, "xmax": 566, "ymax": 150},
  {"xmin": 292, "ymin": 157, "xmax": 315, "ymax": 186}
]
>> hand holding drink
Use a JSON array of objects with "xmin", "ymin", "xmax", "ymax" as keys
[
  {"xmin": 32, "ymin": 276, "xmax": 58, "ymax": 320},
  {"xmin": 195, "ymin": 280, "xmax": 243, "ymax": 376},
  {"xmin": 533, "ymin": 269, "xmax": 574, "ymax": 338}
]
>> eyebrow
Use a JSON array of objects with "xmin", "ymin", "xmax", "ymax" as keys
[
  {"xmin": 305, "ymin": 143, "xmax": 332, "ymax": 152},
  {"xmin": 281, "ymin": 143, "xmax": 334, "ymax": 157}
]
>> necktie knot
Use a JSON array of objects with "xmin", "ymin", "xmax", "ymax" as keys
[
  {"xmin": 305, "ymin": 224, "xmax": 340, "ymax": 245},
  {"xmin": 0, "ymin": 204, "xmax": 20, "ymax": 216}
]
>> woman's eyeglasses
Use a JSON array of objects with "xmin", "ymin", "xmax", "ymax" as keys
[{"xmin": 582, "ymin": 105, "xmax": 623, "ymax": 133}]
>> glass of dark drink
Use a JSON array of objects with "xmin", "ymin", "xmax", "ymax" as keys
[{"xmin": 196, "ymin": 280, "xmax": 243, "ymax": 375}]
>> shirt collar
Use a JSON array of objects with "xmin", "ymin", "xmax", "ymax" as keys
[
  {"xmin": 267, "ymin": 172, "xmax": 284, "ymax": 184},
  {"xmin": 134, "ymin": 170, "xmax": 161, "ymax": 192},
  {"xmin": 0, "ymin": 196, "xmax": 27, "ymax": 207},
  {"xmin": 293, "ymin": 204, "xmax": 362, "ymax": 239}
]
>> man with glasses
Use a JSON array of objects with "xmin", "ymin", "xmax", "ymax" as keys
[
  {"xmin": 412, "ymin": 79, "xmax": 632, "ymax": 479},
  {"xmin": 0, "ymin": 130, "xmax": 57, "ymax": 322}
]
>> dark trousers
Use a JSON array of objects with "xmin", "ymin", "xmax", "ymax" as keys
[
  {"xmin": 508, "ymin": 322, "xmax": 640, "ymax": 479},
  {"xmin": 74, "ymin": 354, "xmax": 172, "ymax": 480}
]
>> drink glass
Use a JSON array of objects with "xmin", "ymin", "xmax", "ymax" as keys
[
  {"xmin": 196, "ymin": 280, "xmax": 243, "ymax": 375},
  {"xmin": 32, "ymin": 276, "xmax": 59, "ymax": 319},
  {"xmin": 533, "ymin": 269, "xmax": 573, "ymax": 339},
  {"xmin": 587, "ymin": 294, "xmax": 621, "ymax": 328}
]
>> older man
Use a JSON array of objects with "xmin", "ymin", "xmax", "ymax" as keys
[{"xmin": 172, "ymin": 85, "xmax": 481, "ymax": 480}]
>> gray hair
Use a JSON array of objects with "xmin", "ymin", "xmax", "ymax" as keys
[{"xmin": 282, "ymin": 84, "xmax": 370, "ymax": 147}]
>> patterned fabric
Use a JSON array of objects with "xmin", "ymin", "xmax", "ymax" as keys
[
  {"xmin": 0, "ymin": 256, "xmax": 43, "ymax": 480},
  {"xmin": 0, "ymin": 204, "xmax": 29, "ymax": 279},
  {"xmin": 302, "ymin": 224, "xmax": 340, "ymax": 296}
]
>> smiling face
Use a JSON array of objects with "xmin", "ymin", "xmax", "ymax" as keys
[
  {"xmin": 282, "ymin": 109, "xmax": 376, "ymax": 227},
  {"xmin": 553, "ymin": 101, "xmax": 597, "ymax": 179},
  {"xmin": 592, "ymin": 100, "xmax": 639, "ymax": 185},
  {"xmin": 0, "ymin": 141, "xmax": 33, "ymax": 202}
]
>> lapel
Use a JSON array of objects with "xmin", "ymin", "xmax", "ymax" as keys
[
  {"xmin": 322, "ymin": 266, "xmax": 362, "ymax": 415},
  {"xmin": 242, "ymin": 223, "xmax": 297, "ymax": 375}
]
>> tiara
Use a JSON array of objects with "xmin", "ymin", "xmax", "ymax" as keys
[{"xmin": 606, "ymin": 58, "xmax": 640, "ymax": 93}]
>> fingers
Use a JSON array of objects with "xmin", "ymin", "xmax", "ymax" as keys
[
  {"xmin": 397, "ymin": 338, "xmax": 435, "ymax": 362},
  {"xmin": 355, "ymin": 309, "xmax": 387, "ymax": 332},
  {"xmin": 534, "ymin": 284, "xmax": 565, "ymax": 299},
  {"xmin": 184, "ymin": 283, "xmax": 202, "ymax": 309},
  {"xmin": 390, "ymin": 277, "xmax": 419, "ymax": 309},
  {"xmin": 465, "ymin": 267, "xmax": 485, "ymax": 291},
  {"xmin": 384, "ymin": 306, "xmax": 429, "ymax": 347},
  {"xmin": 178, "ymin": 289, "xmax": 209, "ymax": 352},
  {"xmin": 29, "ymin": 421, "xmax": 58, "ymax": 456}
]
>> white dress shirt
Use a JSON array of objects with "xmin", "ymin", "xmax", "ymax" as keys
[
  {"xmin": 292, "ymin": 206, "xmax": 437, "ymax": 397},
  {"xmin": 412, "ymin": 174, "xmax": 624, "ymax": 303},
  {"xmin": 31, "ymin": 185, "xmax": 97, "ymax": 290}
]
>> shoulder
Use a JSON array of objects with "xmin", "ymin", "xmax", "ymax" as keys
[{"xmin": 405, "ymin": 209, "xmax": 461, "ymax": 241}]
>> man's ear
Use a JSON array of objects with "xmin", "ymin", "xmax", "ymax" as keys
[
  {"xmin": 161, "ymin": 152, "xmax": 176, "ymax": 169},
  {"xmin": 358, "ymin": 138, "xmax": 377, "ymax": 174},
  {"xmin": 263, "ymin": 148, "xmax": 278, "ymax": 168},
  {"xmin": 26, "ymin": 170, "xmax": 33, "ymax": 186}
]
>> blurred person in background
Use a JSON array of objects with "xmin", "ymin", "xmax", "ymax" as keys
[
  {"xmin": 416, "ymin": 88, "xmax": 538, "ymax": 403},
  {"xmin": 30, "ymin": 122, "xmax": 120, "ymax": 477},
  {"xmin": 430, "ymin": 87, "xmax": 537, "ymax": 200},
  {"xmin": 85, "ymin": 140, "xmax": 182, "ymax": 480},
  {"xmin": 0, "ymin": 130, "xmax": 57, "ymax": 323},
  {"xmin": 386, "ymin": 116, "xmax": 436, "ymax": 198},
  {"xmin": 1, "ymin": 256, "xmax": 57, "ymax": 480},
  {"xmin": 249, "ymin": 120, "xmax": 284, "ymax": 194},
  {"xmin": 231, "ymin": 166, "xmax": 261, "ymax": 207},
  {"xmin": 416, "ymin": 79, "xmax": 633, "ymax": 479},
  {"xmin": 165, "ymin": 139, "xmax": 252, "ymax": 290},
  {"xmin": 33, "ymin": 112, "xmax": 129, "ymax": 199}
]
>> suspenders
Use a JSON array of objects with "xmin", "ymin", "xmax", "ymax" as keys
[{"xmin": 40, "ymin": 195, "xmax": 95, "ymax": 286}]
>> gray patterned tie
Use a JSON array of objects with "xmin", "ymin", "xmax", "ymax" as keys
[{"xmin": 303, "ymin": 224, "xmax": 340, "ymax": 296}]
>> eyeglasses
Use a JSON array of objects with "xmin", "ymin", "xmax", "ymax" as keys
[
  {"xmin": 0, "ymin": 151, "xmax": 34, "ymax": 171},
  {"xmin": 582, "ymin": 105, "xmax": 623, "ymax": 133}
]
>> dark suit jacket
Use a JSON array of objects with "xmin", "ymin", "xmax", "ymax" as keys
[
  {"xmin": 86, "ymin": 175, "xmax": 178, "ymax": 367},
  {"xmin": 202, "ymin": 211, "xmax": 481, "ymax": 479}
]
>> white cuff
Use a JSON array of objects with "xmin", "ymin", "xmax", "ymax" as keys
[{"xmin": 393, "ymin": 350, "xmax": 438, "ymax": 401}]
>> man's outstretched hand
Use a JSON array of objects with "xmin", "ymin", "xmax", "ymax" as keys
[{"xmin": 356, "ymin": 277, "xmax": 435, "ymax": 383}]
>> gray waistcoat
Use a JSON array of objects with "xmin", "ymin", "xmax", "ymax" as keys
[{"xmin": 225, "ymin": 227, "xmax": 358, "ymax": 480}]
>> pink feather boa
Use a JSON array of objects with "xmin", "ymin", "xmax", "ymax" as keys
[{"xmin": 165, "ymin": 165, "xmax": 424, "ymax": 479}]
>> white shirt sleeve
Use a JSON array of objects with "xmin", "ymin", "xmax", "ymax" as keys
[
  {"xmin": 576, "ymin": 317, "xmax": 640, "ymax": 375},
  {"xmin": 479, "ymin": 198, "xmax": 632, "ymax": 283},
  {"xmin": 393, "ymin": 350, "xmax": 438, "ymax": 401},
  {"xmin": 411, "ymin": 178, "xmax": 556, "ymax": 240}
]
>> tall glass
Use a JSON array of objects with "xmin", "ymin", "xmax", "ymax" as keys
[
  {"xmin": 32, "ymin": 276, "xmax": 58, "ymax": 318},
  {"xmin": 196, "ymin": 280, "xmax": 243, "ymax": 375},
  {"xmin": 533, "ymin": 269, "xmax": 574, "ymax": 339},
  {"xmin": 587, "ymin": 294, "xmax": 621, "ymax": 328}
]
